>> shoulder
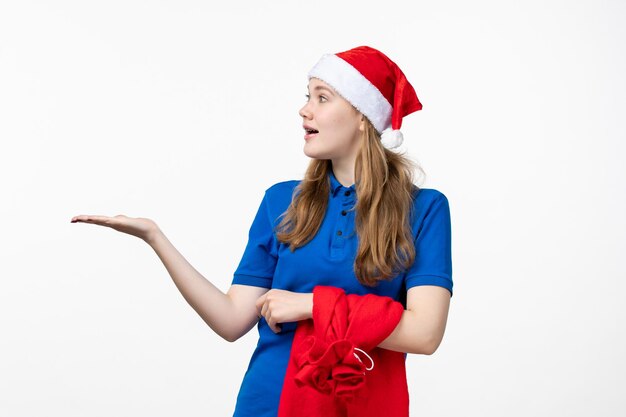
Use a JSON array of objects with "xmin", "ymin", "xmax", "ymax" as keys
[
  {"xmin": 263, "ymin": 179, "xmax": 302, "ymax": 219},
  {"xmin": 413, "ymin": 187, "xmax": 449, "ymax": 207},
  {"xmin": 264, "ymin": 179, "xmax": 301, "ymax": 203},
  {"xmin": 410, "ymin": 188, "xmax": 450, "ymax": 230},
  {"xmin": 265, "ymin": 179, "xmax": 301, "ymax": 195}
]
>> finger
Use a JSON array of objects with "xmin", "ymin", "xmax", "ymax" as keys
[
  {"xmin": 255, "ymin": 294, "xmax": 266, "ymax": 311},
  {"xmin": 71, "ymin": 215, "xmax": 113, "ymax": 225},
  {"xmin": 271, "ymin": 322, "xmax": 282, "ymax": 333},
  {"xmin": 265, "ymin": 309, "xmax": 274, "ymax": 331},
  {"xmin": 267, "ymin": 317, "xmax": 280, "ymax": 333},
  {"xmin": 266, "ymin": 308, "xmax": 283, "ymax": 333},
  {"xmin": 255, "ymin": 301, "xmax": 265, "ymax": 320}
]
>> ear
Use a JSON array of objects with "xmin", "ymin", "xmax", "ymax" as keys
[{"xmin": 359, "ymin": 115, "xmax": 366, "ymax": 132}]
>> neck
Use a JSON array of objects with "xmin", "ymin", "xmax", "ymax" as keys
[{"xmin": 331, "ymin": 159, "xmax": 356, "ymax": 188}]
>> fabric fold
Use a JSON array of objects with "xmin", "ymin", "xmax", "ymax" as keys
[{"xmin": 278, "ymin": 285, "xmax": 409, "ymax": 417}]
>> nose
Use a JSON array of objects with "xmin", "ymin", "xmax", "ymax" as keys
[{"xmin": 299, "ymin": 102, "xmax": 312, "ymax": 119}]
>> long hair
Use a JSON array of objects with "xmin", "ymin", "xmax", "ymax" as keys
[{"xmin": 275, "ymin": 119, "xmax": 425, "ymax": 287}]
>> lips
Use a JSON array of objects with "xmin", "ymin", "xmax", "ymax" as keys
[
  {"xmin": 304, "ymin": 131, "xmax": 318, "ymax": 140},
  {"xmin": 303, "ymin": 125, "xmax": 319, "ymax": 140}
]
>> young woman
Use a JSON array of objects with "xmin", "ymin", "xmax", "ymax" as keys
[{"xmin": 71, "ymin": 45, "xmax": 453, "ymax": 417}]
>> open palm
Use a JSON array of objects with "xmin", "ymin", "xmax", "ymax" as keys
[{"xmin": 70, "ymin": 214, "xmax": 158, "ymax": 242}]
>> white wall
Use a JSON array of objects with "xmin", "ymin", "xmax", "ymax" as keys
[{"xmin": 1, "ymin": 0, "xmax": 624, "ymax": 415}]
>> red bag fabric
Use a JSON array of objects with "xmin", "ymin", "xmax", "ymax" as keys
[{"xmin": 277, "ymin": 285, "xmax": 409, "ymax": 417}]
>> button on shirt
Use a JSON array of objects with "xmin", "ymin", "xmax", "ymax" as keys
[{"xmin": 230, "ymin": 170, "xmax": 453, "ymax": 417}]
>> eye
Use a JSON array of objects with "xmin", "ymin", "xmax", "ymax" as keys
[{"xmin": 304, "ymin": 94, "xmax": 327, "ymax": 103}]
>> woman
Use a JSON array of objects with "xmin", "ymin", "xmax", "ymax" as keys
[{"xmin": 71, "ymin": 45, "xmax": 453, "ymax": 417}]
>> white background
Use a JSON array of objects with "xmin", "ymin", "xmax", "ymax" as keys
[{"xmin": 1, "ymin": 0, "xmax": 625, "ymax": 416}]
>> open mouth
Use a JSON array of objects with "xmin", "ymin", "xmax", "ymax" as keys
[{"xmin": 304, "ymin": 128, "xmax": 319, "ymax": 140}]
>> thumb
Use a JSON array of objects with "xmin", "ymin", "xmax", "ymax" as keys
[{"xmin": 255, "ymin": 293, "xmax": 266, "ymax": 313}]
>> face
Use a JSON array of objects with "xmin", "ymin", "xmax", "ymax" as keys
[{"xmin": 299, "ymin": 78, "xmax": 365, "ymax": 161}]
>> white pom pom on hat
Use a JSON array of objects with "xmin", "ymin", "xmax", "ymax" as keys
[
  {"xmin": 380, "ymin": 128, "xmax": 404, "ymax": 149},
  {"xmin": 307, "ymin": 45, "xmax": 422, "ymax": 150}
]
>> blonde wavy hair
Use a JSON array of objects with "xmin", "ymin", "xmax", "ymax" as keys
[{"xmin": 275, "ymin": 118, "xmax": 425, "ymax": 287}]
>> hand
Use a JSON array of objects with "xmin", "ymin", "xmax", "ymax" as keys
[
  {"xmin": 255, "ymin": 289, "xmax": 313, "ymax": 334},
  {"xmin": 70, "ymin": 214, "xmax": 159, "ymax": 243}
]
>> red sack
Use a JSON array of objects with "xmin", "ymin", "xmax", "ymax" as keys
[{"xmin": 278, "ymin": 285, "xmax": 409, "ymax": 417}]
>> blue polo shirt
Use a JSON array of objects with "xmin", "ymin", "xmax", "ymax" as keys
[{"xmin": 230, "ymin": 169, "xmax": 453, "ymax": 417}]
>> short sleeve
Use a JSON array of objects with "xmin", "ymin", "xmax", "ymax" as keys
[
  {"xmin": 232, "ymin": 190, "xmax": 279, "ymax": 288},
  {"xmin": 404, "ymin": 192, "xmax": 453, "ymax": 297}
]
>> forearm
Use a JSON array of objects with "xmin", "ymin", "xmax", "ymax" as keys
[
  {"xmin": 376, "ymin": 310, "xmax": 439, "ymax": 355},
  {"xmin": 304, "ymin": 289, "xmax": 438, "ymax": 355},
  {"xmin": 147, "ymin": 229, "xmax": 237, "ymax": 342}
]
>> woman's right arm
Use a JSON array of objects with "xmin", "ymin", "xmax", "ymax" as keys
[
  {"xmin": 147, "ymin": 230, "xmax": 269, "ymax": 342},
  {"xmin": 71, "ymin": 214, "xmax": 268, "ymax": 342}
]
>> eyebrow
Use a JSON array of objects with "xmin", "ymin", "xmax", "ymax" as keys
[{"xmin": 307, "ymin": 85, "xmax": 335, "ymax": 95}]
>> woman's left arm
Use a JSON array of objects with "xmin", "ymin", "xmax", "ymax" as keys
[
  {"xmin": 256, "ymin": 286, "xmax": 451, "ymax": 355},
  {"xmin": 377, "ymin": 285, "xmax": 451, "ymax": 355}
]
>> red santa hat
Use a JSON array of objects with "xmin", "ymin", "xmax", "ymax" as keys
[{"xmin": 307, "ymin": 45, "xmax": 423, "ymax": 149}]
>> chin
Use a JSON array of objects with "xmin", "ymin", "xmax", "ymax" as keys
[
  {"xmin": 304, "ymin": 151, "xmax": 334, "ymax": 160},
  {"xmin": 303, "ymin": 144, "xmax": 327, "ymax": 159}
]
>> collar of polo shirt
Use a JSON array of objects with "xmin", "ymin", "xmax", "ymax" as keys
[{"xmin": 329, "ymin": 170, "xmax": 356, "ymax": 197}]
